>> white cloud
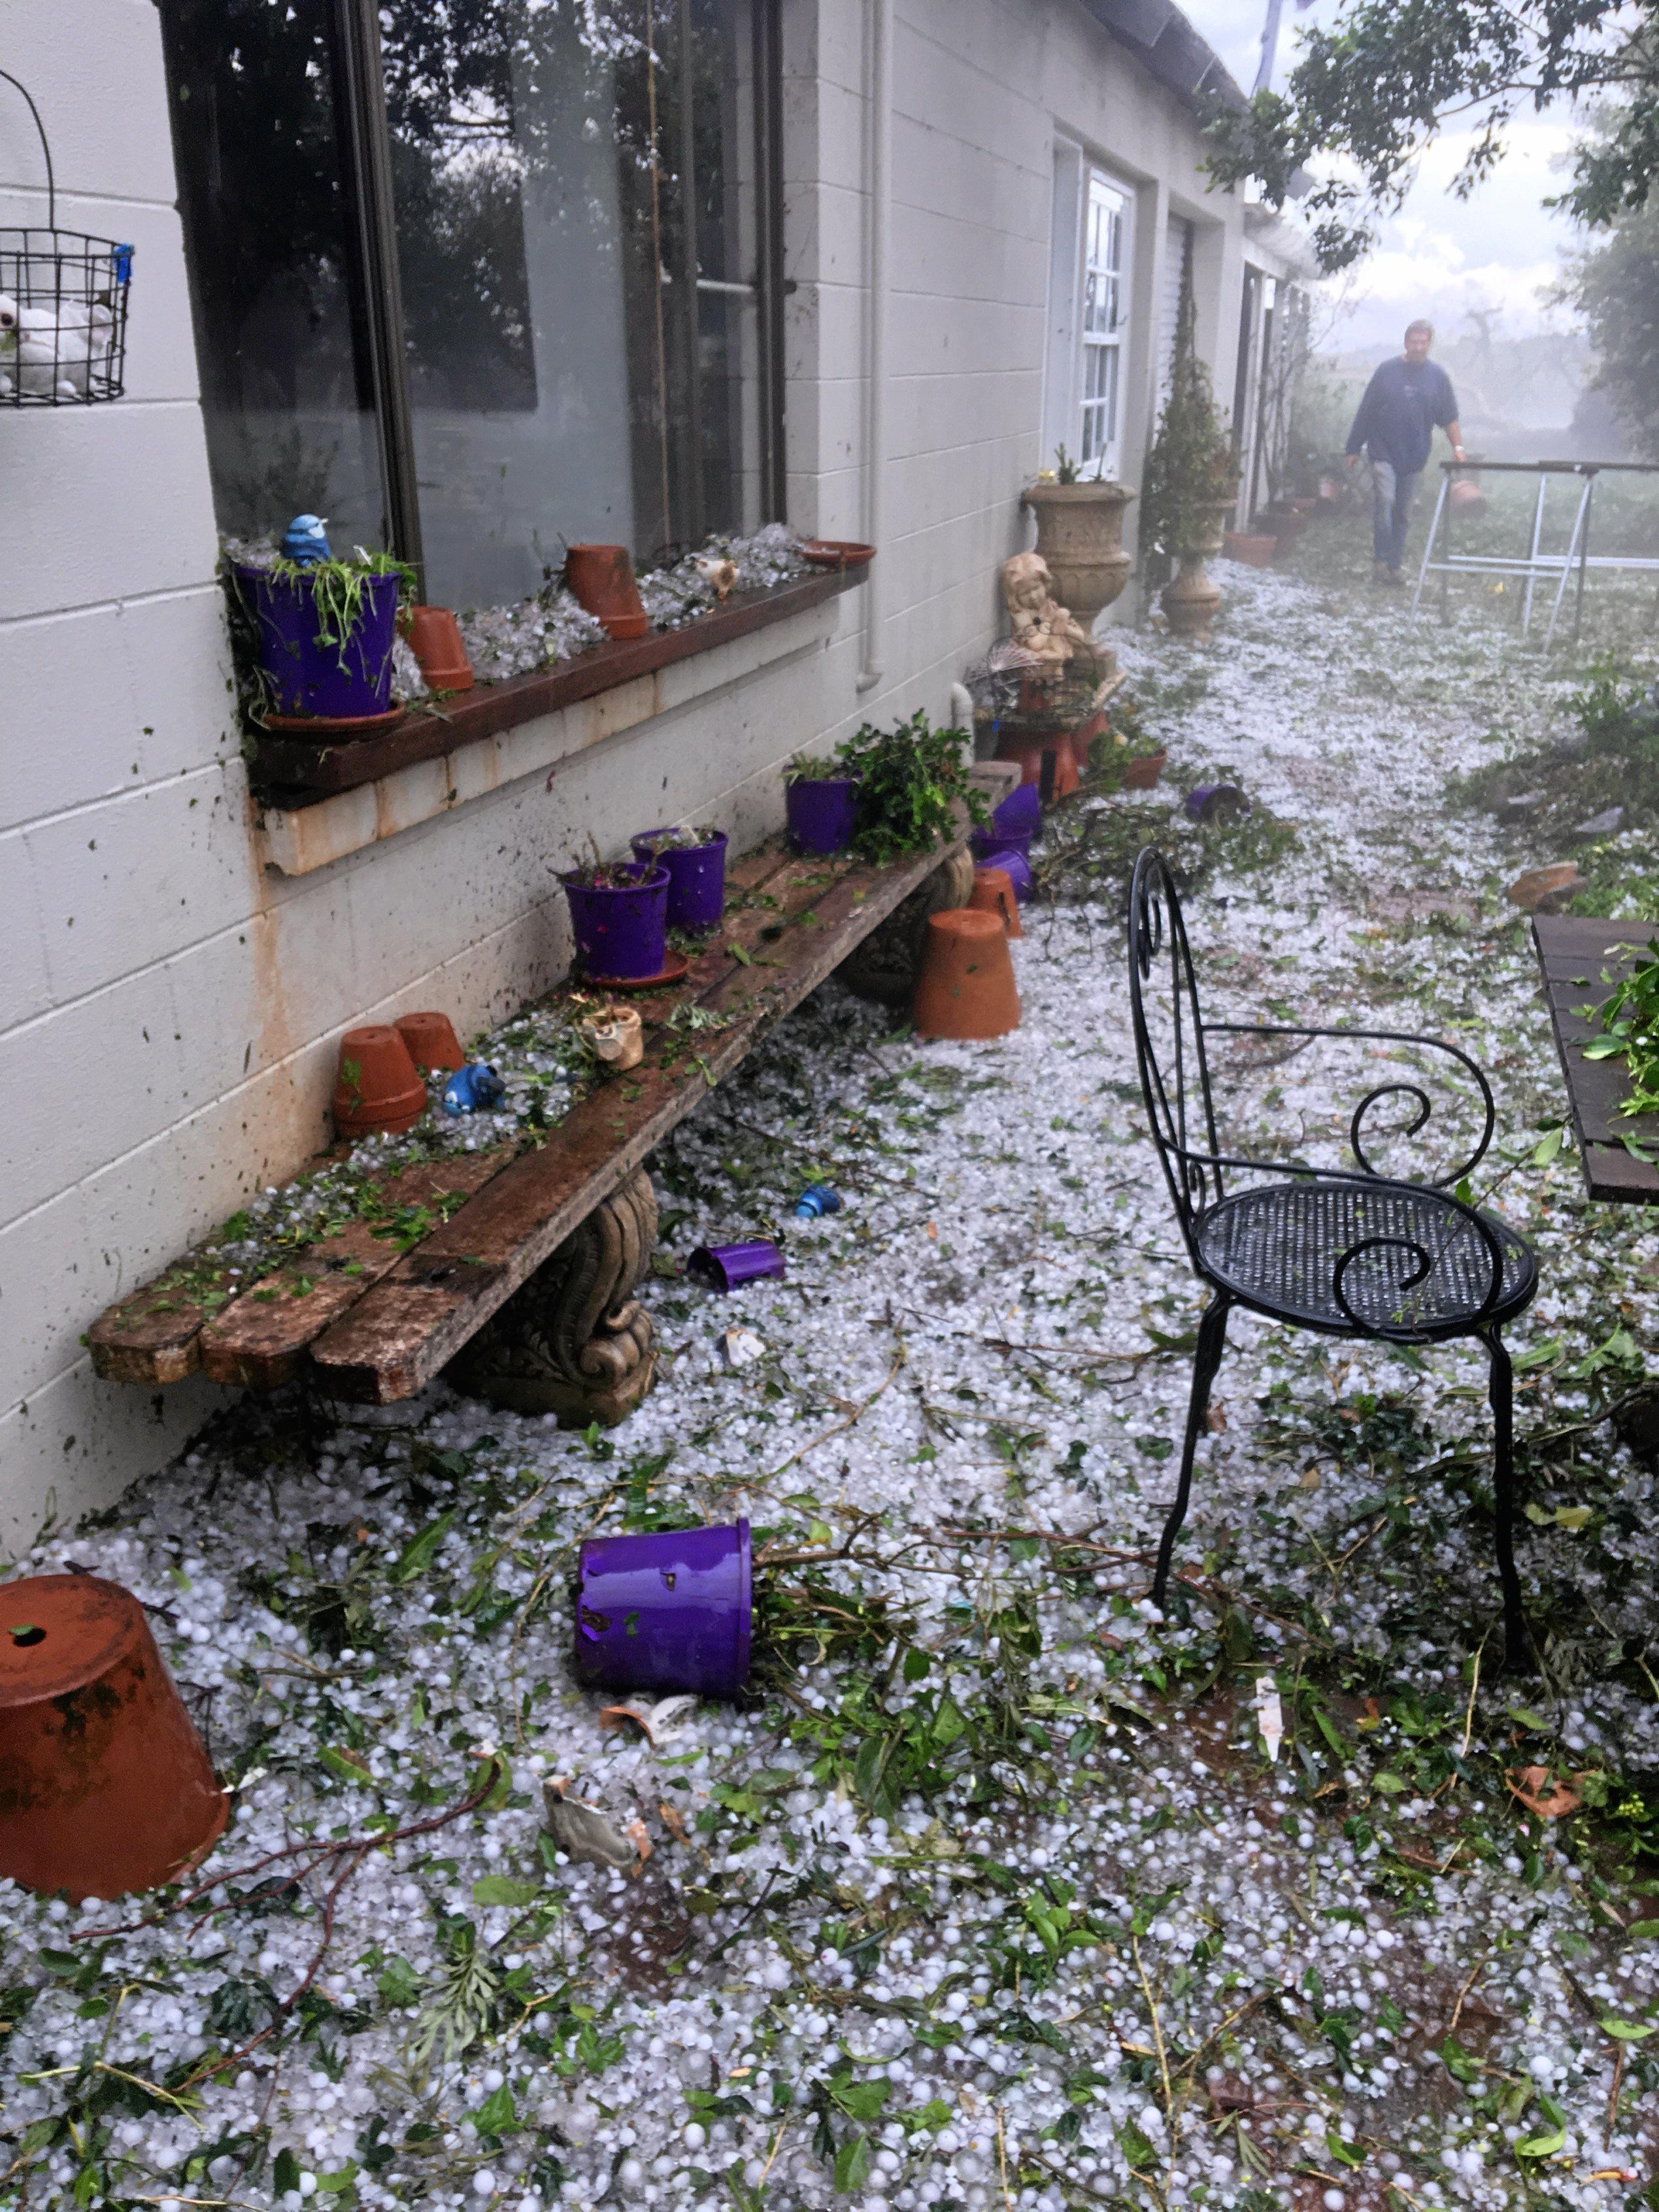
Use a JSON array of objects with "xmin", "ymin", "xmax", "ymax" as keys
[{"xmin": 1175, "ymin": 2, "xmax": 1590, "ymax": 343}]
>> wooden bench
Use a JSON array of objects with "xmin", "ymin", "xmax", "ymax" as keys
[{"xmin": 89, "ymin": 770, "xmax": 1015, "ymax": 1426}]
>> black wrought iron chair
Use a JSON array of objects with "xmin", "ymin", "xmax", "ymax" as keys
[{"xmin": 1128, "ymin": 849, "xmax": 1539, "ymax": 1669}]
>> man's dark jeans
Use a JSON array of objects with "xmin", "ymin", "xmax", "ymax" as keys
[{"xmin": 1371, "ymin": 458, "xmax": 1420, "ymax": 572}]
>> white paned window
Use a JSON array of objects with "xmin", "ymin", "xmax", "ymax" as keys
[{"xmin": 1079, "ymin": 173, "xmax": 1129, "ymax": 477}]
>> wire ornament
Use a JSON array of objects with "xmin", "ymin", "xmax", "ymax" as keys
[{"xmin": 0, "ymin": 71, "xmax": 133, "ymax": 407}]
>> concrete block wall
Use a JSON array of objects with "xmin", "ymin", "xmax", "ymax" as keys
[{"xmin": 1, "ymin": 0, "xmax": 1261, "ymax": 1550}]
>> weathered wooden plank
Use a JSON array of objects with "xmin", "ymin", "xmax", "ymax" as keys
[
  {"xmin": 87, "ymin": 1259, "xmax": 248, "ymax": 1385},
  {"xmin": 196, "ymin": 1149, "xmax": 514, "ymax": 1389},
  {"xmin": 84, "ymin": 843, "xmax": 805, "ymax": 1386},
  {"xmin": 309, "ymin": 835, "xmax": 966, "ymax": 1401}
]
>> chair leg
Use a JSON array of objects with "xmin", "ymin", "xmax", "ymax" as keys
[
  {"xmin": 1151, "ymin": 1295, "xmax": 1231, "ymax": 1608},
  {"xmin": 1480, "ymin": 1324, "xmax": 1528, "ymax": 1673}
]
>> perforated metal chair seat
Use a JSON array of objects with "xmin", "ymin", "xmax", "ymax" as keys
[{"xmin": 1195, "ymin": 1178, "xmax": 1537, "ymax": 1339}]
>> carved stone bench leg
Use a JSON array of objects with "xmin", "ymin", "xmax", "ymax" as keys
[
  {"xmin": 448, "ymin": 1168, "xmax": 658, "ymax": 1427},
  {"xmin": 835, "ymin": 849, "xmax": 977, "ymax": 1006}
]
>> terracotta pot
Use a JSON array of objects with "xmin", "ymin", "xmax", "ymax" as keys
[
  {"xmin": 1449, "ymin": 475, "xmax": 1488, "ymax": 519},
  {"xmin": 1021, "ymin": 480, "xmax": 1137, "ymax": 621},
  {"xmin": 333, "ymin": 1025, "xmax": 428, "ymax": 1137},
  {"xmin": 0, "ymin": 1573, "xmax": 227, "ymax": 1899},
  {"xmin": 913, "ymin": 910, "xmax": 1021, "ymax": 1040},
  {"xmin": 1121, "ymin": 748, "xmax": 1168, "ymax": 791},
  {"xmin": 395, "ymin": 1010, "xmax": 466, "ymax": 1075},
  {"xmin": 969, "ymin": 864, "xmax": 1022, "ymax": 939},
  {"xmin": 1507, "ymin": 862, "xmax": 1582, "ymax": 912},
  {"xmin": 405, "ymin": 604, "xmax": 475, "ymax": 692},
  {"xmin": 1223, "ymin": 532, "xmax": 1277, "ymax": 569},
  {"xmin": 564, "ymin": 545, "xmax": 650, "ymax": 641},
  {"xmin": 996, "ymin": 737, "xmax": 1078, "ymax": 804},
  {"xmin": 1162, "ymin": 551, "xmax": 1221, "ymax": 640}
]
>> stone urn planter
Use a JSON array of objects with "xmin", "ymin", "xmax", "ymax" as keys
[
  {"xmin": 1160, "ymin": 498, "xmax": 1234, "ymax": 641},
  {"xmin": 1021, "ymin": 480, "xmax": 1137, "ymax": 623}
]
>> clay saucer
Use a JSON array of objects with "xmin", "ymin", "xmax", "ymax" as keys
[
  {"xmin": 261, "ymin": 706, "xmax": 407, "ymax": 738},
  {"xmin": 799, "ymin": 539, "xmax": 876, "ymax": 569},
  {"xmin": 585, "ymin": 950, "xmax": 692, "ymax": 993}
]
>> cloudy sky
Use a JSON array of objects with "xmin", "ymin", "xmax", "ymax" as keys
[{"xmin": 1179, "ymin": 0, "xmax": 1589, "ymax": 352}]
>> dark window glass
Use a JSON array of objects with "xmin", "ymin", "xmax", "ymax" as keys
[
  {"xmin": 158, "ymin": 0, "xmax": 387, "ymax": 549},
  {"xmin": 159, "ymin": 0, "xmax": 775, "ymax": 615},
  {"xmin": 381, "ymin": 0, "xmax": 769, "ymax": 608}
]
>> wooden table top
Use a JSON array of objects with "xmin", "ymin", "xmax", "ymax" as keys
[{"xmin": 1530, "ymin": 913, "xmax": 1659, "ymax": 1204}]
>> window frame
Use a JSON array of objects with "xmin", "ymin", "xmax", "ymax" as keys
[
  {"xmin": 331, "ymin": 0, "xmax": 786, "ymax": 593},
  {"xmin": 1077, "ymin": 167, "xmax": 1131, "ymax": 481}
]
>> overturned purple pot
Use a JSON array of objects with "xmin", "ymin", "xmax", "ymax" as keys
[
  {"xmin": 979, "ymin": 846, "xmax": 1034, "ymax": 903},
  {"xmin": 971, "ymin": 824, "xmax": 1034, "ymax": 867},
  {"xmin": 990, "ymin": 783, "xmax": 1043, "ymax": 840},
  {"xmin": 630, "ymin": 828, "xmax": 729, "ymax": 934},
  {"xmin": 688, "ymin": 1240, "xmax": 786, "ymax": 1291},
  {"xmin": 785, "ymin": 776, "xmax": 860, "ymax": 857},
  {"xmin": 574, "ymin": 1520, "xmax": 752, "ymax": 1696},
  {"xmin": 561, "ymin": 861, "xmax": 671, "ymax": 981}
]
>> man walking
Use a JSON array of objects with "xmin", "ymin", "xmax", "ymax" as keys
[{"xmin": 1345, "ymin": 320, "xmax": 1466, "ymax": 585}]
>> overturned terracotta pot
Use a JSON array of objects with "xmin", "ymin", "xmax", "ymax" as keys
[
  {"xmin": 405, "ymin": 605, "xmax": 475, "ymax": 692},
  {"xmin": 969, "ymin": 864, "xmax": 1022, "ymax": 940},
  {"xmin": 333, "ymin": 1025, "xmax": 428, "ymax": 1137},
  {"xmin": 0, "ymin": 1574, "xmax": 227, "ymax": 1899},
  {"xmin": 395, "ymin": 1010, "xmax": 467, "ymax": 1075},
  {"xmin": 913, "ymin": 910, "xmax": 1021, "ymax": 1040},
  {"xmin": 1507, "ymin": 862, "xmax": 1582, "ymax": 912},
  {"xmin": 565, "ymin": 545, "xmax": 650, "ymax": 641}
]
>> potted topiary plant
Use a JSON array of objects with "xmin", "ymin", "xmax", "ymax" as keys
[
  {"xmin": 1022, "ymin": 445, "xmax": 1137, "ymax": 624},
  {"xmin": 233, "ymin": 521, "xmax": 414, "ymax": 729},
  {"xmin": 1139, "ymin": 264, "xmax": 1237, "ymax": 643}
]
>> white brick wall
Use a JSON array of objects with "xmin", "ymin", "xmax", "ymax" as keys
[{"xmin": 0, "ymin": 0, "xmax": 1271, "ymax": 1549}]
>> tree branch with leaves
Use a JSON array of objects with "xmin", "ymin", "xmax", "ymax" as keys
[{"xmin": 1205, "ymin": 2, "xmax": 1659, "ymax": 271}]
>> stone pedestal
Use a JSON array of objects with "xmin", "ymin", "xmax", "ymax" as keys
[{"xmin": 448, "ymin": 1169, "xmax": 659, "ymax": 1425}]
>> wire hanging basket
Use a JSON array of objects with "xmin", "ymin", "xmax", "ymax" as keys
[{"xmin": 0, "ymin": 71, "xmax": 133, "ymax": 407}]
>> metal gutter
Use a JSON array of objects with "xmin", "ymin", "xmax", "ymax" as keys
[{"xmin": 1071, "ymin": 0, "xmax": 1247, "ymax": 116}]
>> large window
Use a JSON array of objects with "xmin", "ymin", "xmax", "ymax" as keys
[{"xmin": 159, "ymin": 0, "xmax": 784, "ymax": 609}]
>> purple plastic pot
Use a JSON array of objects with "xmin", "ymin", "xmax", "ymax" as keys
[
  {"xmin": 980, "ymin": 846, "xmax": 1034, "ymax": 903},
  {"xmin": 239, "ymin": 565, "xmax": 400, "ymax": 721},
  {"xmin": 1184, "ymin": 783, "xmax": 1250, "ymax": 824},
  {"xmin": 560, "ymin": 861, "xmax": 671, "ymax": 981},
  {"xmin": 971, "ymin": 824, "xmax": 1034, "ymax": 867},
  {"xmin": 991, "ymin": 783, "xmax": 1043, "ymax": 840},
  {"xmin": 630, "ymin": 828, "xmax": 729, "ymax": 934},
  {"xmin": 687, "ymin": 1240, "xmax": 786, "ymax": 1291},
  {"xmin": 574, "ymin": 1520, "xmax": 752, "ymax": 1696},
  {"xmin": 785, "ymin": 776, "xmax": 860, "ymax": 857}
]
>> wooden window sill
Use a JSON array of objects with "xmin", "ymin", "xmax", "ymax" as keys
[{"xmin": 255, "ymin": 564, "xmax": 862, "ymax": 877}]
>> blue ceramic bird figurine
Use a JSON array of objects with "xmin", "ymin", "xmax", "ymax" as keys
[{"xmin": 280, "ymin": 513, "xmax": 331, "ymax": 567}]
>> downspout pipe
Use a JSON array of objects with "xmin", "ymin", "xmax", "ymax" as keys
[{"xmin": 856, "ymin": 0, "xmax": 892, "ymax": 694}]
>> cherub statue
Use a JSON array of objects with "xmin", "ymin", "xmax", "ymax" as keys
[{"xmin": 1001, "ymin": 551, "xmax": 1109, "ymax": 675}]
